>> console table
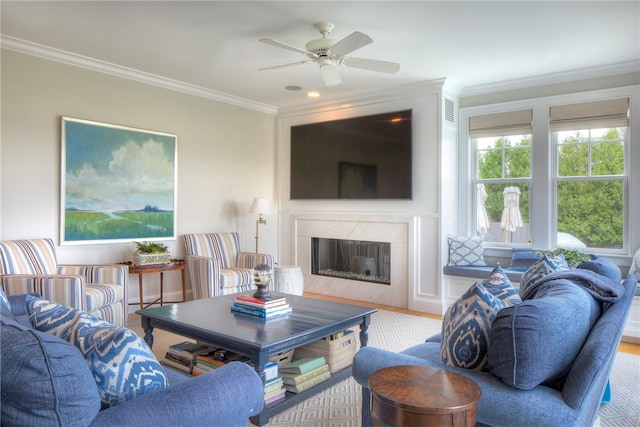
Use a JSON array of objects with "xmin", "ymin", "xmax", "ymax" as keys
[{"xmin": 125, "ymin": 260, "xmax": 187, "ymax": 309}]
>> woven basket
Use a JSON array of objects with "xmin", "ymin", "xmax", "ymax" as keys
[{"xmin": 293, "ymin": 330, "xmax": 357, "ymax": 373}]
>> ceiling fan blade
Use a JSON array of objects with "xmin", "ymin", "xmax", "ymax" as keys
[
  {"xmin": 258, "ymin": 60, "xmax": 314, "ymax": 71},
  {"xmin": 329, "ymin": 31, "xmax": 373, "ymax": 56},
  {"xmin": 341, "ymin": 56, "xmax": 400, "ymax": 74},
  {"xmin": 259, "ymin": 38, "xmax": 318, "ymax": 58},
  {"xmin": 320, "ymin": 64, "xmax": 342, "ymax": 86}
]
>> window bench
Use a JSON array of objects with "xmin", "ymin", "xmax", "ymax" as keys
[{"xmin": 442, "ymin": 265, "xmax": 524, "ymax": 283}]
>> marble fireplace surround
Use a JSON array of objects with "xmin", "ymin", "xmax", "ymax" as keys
[{"xmin": 294, "ymin": 214, "xmax": 415, "ymax": 308}]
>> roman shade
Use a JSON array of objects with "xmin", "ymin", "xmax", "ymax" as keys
[
  {"xmin": 549, "ymin": 98, "xmax": 629, "ymax": 131},
  {"xmin": 469, "ymin": 109, "xmax": 532, "ymax": 138}
]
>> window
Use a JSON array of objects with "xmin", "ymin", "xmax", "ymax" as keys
[
  {"xmin": 551, "ymin": 98, "xmax": 628, "ymax": 250},
  {"xmin": 470, "ymin": 110, "xmax": 532, "ymax": 245},
  {"xmin": 463, "ymin": 93, "xmax": 633, "ymax": 255}
]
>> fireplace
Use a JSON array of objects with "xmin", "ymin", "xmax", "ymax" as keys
[
  {"xmin": 311, "ymin": 237, "xmax": 391, "ymax": 285},
  {"xmin": 293, "ymin": 214, "xmax": 413, "ymax": 308}
]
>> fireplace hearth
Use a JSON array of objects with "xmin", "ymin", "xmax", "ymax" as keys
[{"xmin": 311, "ymin": 237, "xmax": 390, "ymax": 285}]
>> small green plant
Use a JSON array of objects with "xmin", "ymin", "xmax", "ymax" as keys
[
  {"xmin": 537, "ymin": 247, "xmax": 589, "ymax": 266},
  {"xmin": 135, "ymin": 241, "xmax": 168, "ymax": 254}
]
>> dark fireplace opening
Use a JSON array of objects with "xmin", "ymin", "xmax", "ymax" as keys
[{"xmin": 311, "ymin": 237, "xmax": 391, "ymax": 285}]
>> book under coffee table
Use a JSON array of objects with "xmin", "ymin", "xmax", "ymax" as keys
[{"xmin": 136, "ymin": 292, "xmax": 377, "ymax": 426}]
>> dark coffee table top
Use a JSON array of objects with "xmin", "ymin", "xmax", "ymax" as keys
[{"xmin": 136, "ymin": 292, "xmax": 377, "ymax": 356}]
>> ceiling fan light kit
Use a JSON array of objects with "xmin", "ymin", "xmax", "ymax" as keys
[{"xmin": 259, "ymin": 21, "xmax": 400, "ymax": 87}]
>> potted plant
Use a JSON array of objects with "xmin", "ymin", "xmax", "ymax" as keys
[
  {"xmin": 133, "ymin": 241, "xmax": 171, "ymax": 266},
  {"xmin": 537, "ymin": 247, "xmax": 590, "ymax": 267}
]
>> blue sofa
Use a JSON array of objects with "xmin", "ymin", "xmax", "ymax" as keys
[
  {"xmin": 353, "ymin": 271, "xmax": 635, "ymax": 427},
  {"xmin": 1, "ymin": 293, "xmax": 264, "ymax": 427}
]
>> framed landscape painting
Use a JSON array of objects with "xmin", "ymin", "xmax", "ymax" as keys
[{"xmin": 61, "ymin": 117, "xmax": 177, "ymax": 244}]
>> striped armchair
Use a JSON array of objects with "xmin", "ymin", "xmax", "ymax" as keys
[
  {"xmin": 0, "ymin": 238, "xmax": 128, "ymax": 326},
  {"xmin": 183, "ymin": 232, "xmax": 274, "ymax": 299}
]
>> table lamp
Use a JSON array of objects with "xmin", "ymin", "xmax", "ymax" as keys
[{"xmin": 249, "ymin": 197, "xmax": 270, "ymax": 253}]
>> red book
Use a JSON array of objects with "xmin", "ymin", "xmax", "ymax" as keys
[{"xmin": 236, "ymin": 294, "xmax": 287, "ymax": 306}]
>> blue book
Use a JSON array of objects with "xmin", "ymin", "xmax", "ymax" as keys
[{"xmin": 231, "ymin": 304, "xmax": 292, "ymax": 318}]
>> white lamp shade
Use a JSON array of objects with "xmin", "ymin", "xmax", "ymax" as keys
[{"xmin": 249, "ymin": 198, "xmax": 270, "ymax": 214}]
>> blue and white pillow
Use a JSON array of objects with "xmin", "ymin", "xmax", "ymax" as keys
[
  {"xmin": 481, "ymin": 264, "xmax": 521, "ymax": 306},
  {"xmin": 26, "ymin": 296, "xmax": 168, "ymax": 408},
  {"xmin": 519, "ymin": 254, "xmax": 570, "ymax": 298},
  {"xmin": 441, "ymin": 282, "xmax": 507, "ymax": 371},
  {"xmin": 447, "ymin": 235, "xmax": 487, "ymax": 267}
]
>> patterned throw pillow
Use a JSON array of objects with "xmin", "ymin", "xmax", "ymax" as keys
[
  {"xmin": 481, "ymin": 264, "xmax": 522, "ymax": 306},
  {"xmin": 26, "ymin": 296, "xmax": 168, "ymax": 408},
  {"xmin": 519, "ymin": 254, "xmax": 570, "ymax": 298},
  {"xmin": 441, "ymin": 282, "xmax": 507, "ymax": 371},
  {"xmin": 447, "ymin": 235, "xmax": 487, "ymax": 267}
]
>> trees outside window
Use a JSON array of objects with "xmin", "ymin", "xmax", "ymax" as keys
[{"xmin": 555, "ymin": 128, "xmax": 625, "ymax": 249}]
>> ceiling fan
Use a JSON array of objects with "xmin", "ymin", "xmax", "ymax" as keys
[{"xmin": 258, "ymin": 22, "xmax": 400, "ymax": 86}]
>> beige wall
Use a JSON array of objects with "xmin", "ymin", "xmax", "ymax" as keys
[{"xmin": 1, "ymin": 49, "xmax": 277, "ymax": 306}]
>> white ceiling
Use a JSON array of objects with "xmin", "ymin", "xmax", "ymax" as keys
[{"xmin": 2, "ymin": 1, "xmax": 639, "ymax": 110}]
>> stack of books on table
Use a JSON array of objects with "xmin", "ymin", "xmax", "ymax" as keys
[
  {"xmin": 163, "ymin": 341, "xmax": 214, "ymax": 374},
  {"xmin": 263, "ymin": 361, "xmax": 286, "ymax": 405},
  {"xmin": 231, "ymin": 294, "xmax": 292, "ymax": 318},
  {"xmin": 193, "ymin": 348, "xmax": 251, "ymax": 376},
  {"xmin": 279, "ymin": 356, "xmax": 331, "ymax": 394}
]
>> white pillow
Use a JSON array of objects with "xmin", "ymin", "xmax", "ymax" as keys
[{"xmin": 448, "ymin": 235, "xmax": 487, "ymax": 267}]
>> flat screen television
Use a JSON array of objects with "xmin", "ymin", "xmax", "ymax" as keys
[{"xmin": 290, "ymin": 109, "xmax": 412, "ymax": 200}]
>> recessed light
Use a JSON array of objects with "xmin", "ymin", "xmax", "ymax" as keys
[
  {"xmin": 285, "ymin": 85, "xmax": 303, "ymax": 91},
  {"xmin": 307, "ymin": 91, "xmax": 320, "ymax": 98}
]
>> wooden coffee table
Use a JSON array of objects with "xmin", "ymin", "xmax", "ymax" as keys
[
  {"xmin": 136, "ymin": 293, "xmax": 377, "ymax": 426},
  {"xmin": 369, "ymin": 365, "xmax": 481, "ymax": 427}
]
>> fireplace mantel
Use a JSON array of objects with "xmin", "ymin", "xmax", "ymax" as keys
[{"xmin": 292, "ymin": 214, "xmax": 416, "ymax": 308}]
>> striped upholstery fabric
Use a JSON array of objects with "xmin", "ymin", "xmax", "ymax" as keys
[
  {"xmin": 0, "ymin": 238, "xmax": 128, "ymax": 326},
  {"xmin": 212, "ymin": 233, "xmax": 241, "ymax": 268},
  {"xmin": 183, "ymin": 232, "xmax": 274, "ymax": 299},
  {"xmin": 0, "ymin": 238, "xmax": 57, "ymax": 275}
]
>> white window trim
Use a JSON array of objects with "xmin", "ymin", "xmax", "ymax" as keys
[{"xmin": 458, "ymin": 85, "xmax": 639, "ymax": 266}]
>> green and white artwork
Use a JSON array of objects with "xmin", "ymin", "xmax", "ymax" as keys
[{"xmin": 61, "ymin": 117, "xmax": 177, "ymax": 244}]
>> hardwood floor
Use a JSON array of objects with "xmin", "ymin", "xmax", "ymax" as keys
[{"xmin": 303, "ymin": 291, "xmax": 640, "ymax": 356}]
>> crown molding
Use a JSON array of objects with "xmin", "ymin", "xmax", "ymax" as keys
[
  {"xmin": 461, "ymin": 61, "xmax": 640, "ymax": 98},
  {"xmin": 1, "ymin": 35, "xmax": 278, "ymax": 115}
]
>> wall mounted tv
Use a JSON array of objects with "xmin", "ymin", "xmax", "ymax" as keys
[{"xmin": 290, "ymin": 109, "xmax": 412, "ymax": 200}]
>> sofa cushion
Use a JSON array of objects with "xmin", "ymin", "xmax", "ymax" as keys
[
  {"xmin": 26, "ymin": 296, "xmax": 168, "ymax": 408},
  {"xmin": 480, "ymin": 264, "xmax": 521, "ymax": 306},
  {"xmin": 488, "ymin": 281, "xmax": 596, "ymax": 390},
  {"xmin": 577, "ymin": 256, "xmax": 622, "ymax": 283},
  {"xmin": 519, "ymin": 253, "xmax": 569, "ymax": 297},
  {"xmin": 1, "ymin": 313, "xmax": 101, "ymax": 425},
  {"xmin": 509, "ymin": 249, "xmax": 541, "ymax": 271},
  {"xmin": 441, "ymin": 282, "xmax": 507, "ymax": 370},
  {"xmin": 447, "ymin": 235, "xmax": 487, "ymax": 267}
]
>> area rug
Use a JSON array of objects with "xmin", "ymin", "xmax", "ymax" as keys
[{"xmin": 128, "ymin": 310, "xmax": 640, "ymax": 427}]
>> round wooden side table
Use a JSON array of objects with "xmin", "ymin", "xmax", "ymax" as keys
[{"xmin": 369, "ymin": 365, "xmax": 481, "ymax": 427}]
